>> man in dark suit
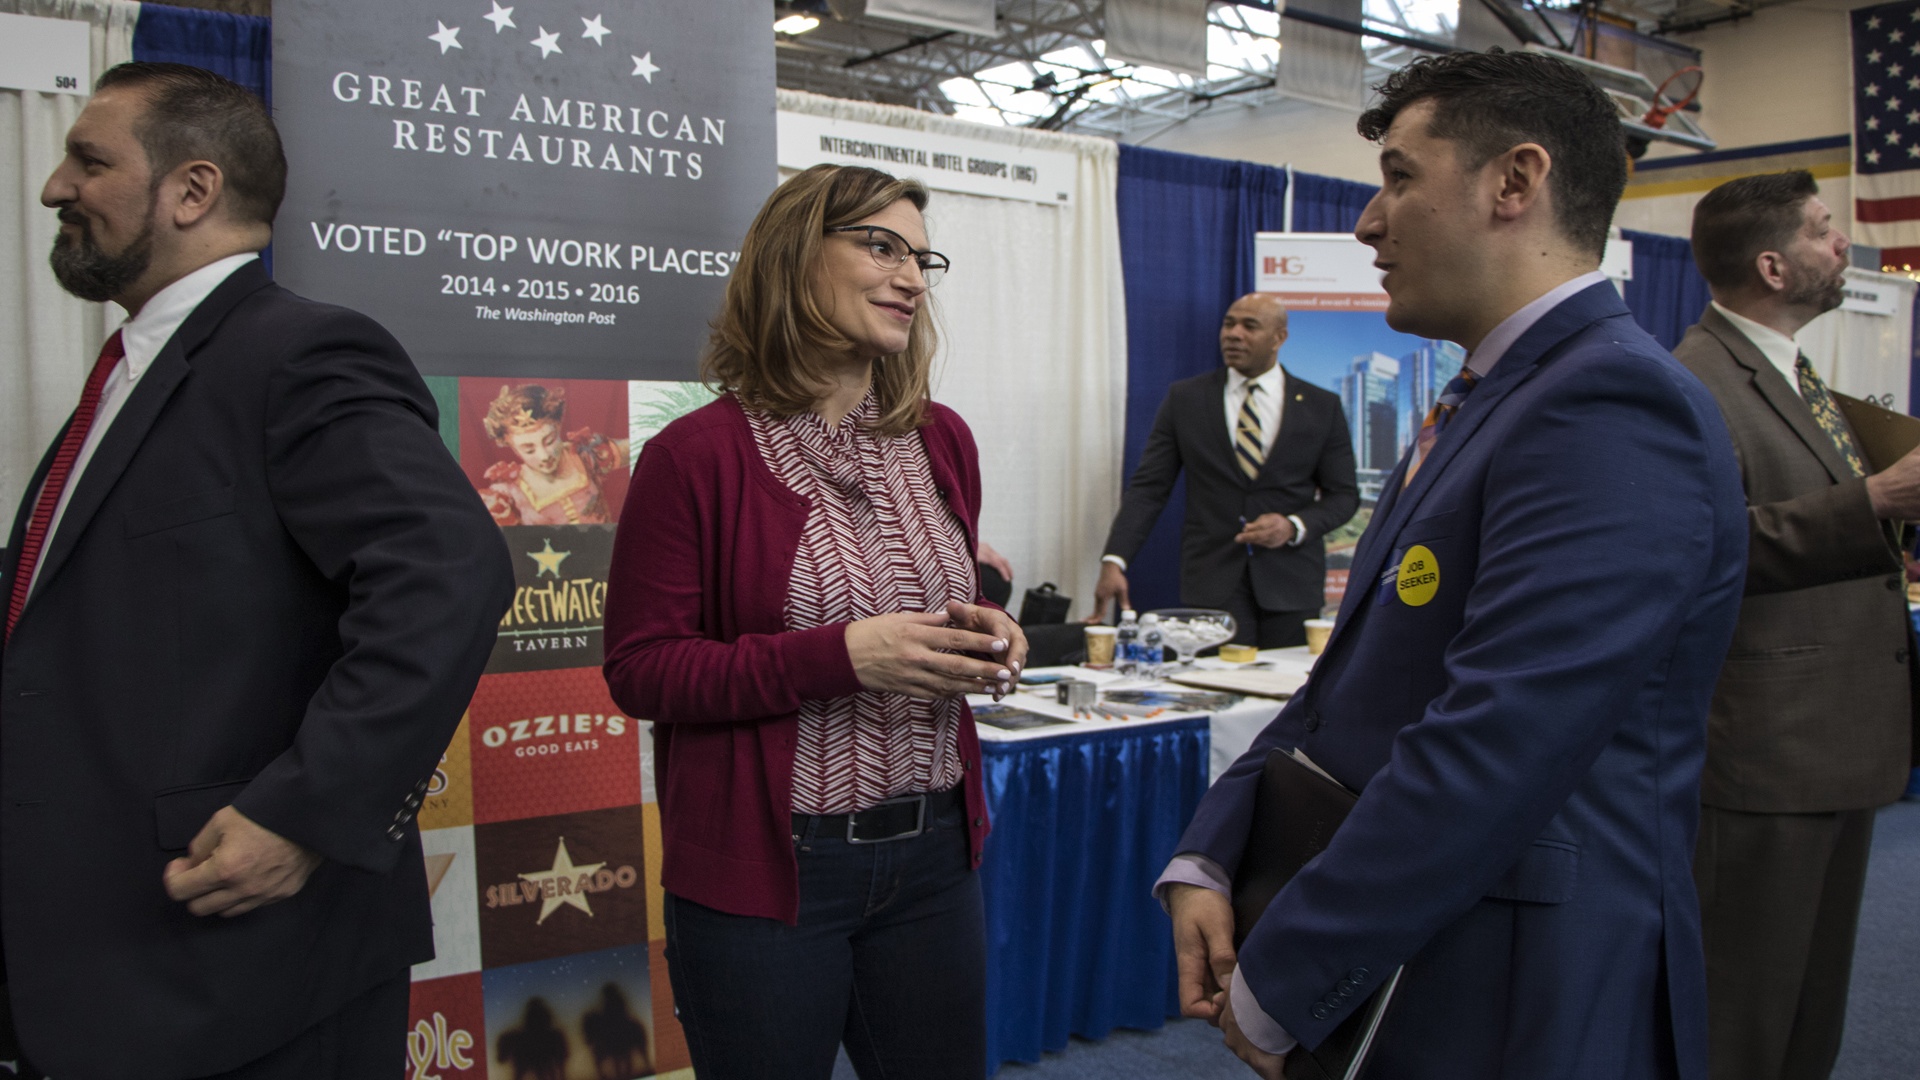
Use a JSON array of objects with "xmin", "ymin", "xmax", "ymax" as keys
[
  {"xmin": 1159, "ymin": 51, "xmax": 1748, "ymax": 1080},
  {"xmin": 1093, "ymin": 292, "xmax": 1358, "ymax": 647},
  {"xmin": 2, "ymin": 63, "xmax": 512, "ymax": 1078},
  {"xmin": 1672, "ymin": 170, "xmax": 1920, "ymax": 1080}
]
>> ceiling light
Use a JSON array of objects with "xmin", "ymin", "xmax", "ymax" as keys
[{"xmin": 774, "ymin": 15, "xmax": 820, "ymax": 35}]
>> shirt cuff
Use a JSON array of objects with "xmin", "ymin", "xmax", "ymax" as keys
[
  {"xmin": 1232, "ymin": 965, "xmax": 1300, "ymax": 1057},
  {"xmin": 1286, "ymin": 515, "xmax": 1308, "ymax": 547},
  {"xmin": 1102, "ymin": 553, "xmax": 1129, "ymax": 572},
  {"xmin": 1153, "ymin": 852, "xmax": 1231, "ymax": 912}
]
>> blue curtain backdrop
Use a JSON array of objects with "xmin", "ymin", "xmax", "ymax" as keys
[
  {"xmin": 1621, "ymin": 228, "xmax": 1713, "ymax": 351},
  {"xmin": 131, "ymin": 4, "xmax": 272, "ymax": 101},
  {"xmin": 1290, "ymin": 170, "xmax": 1376, "ymax": 234},
  {"xmin": 1114, "ymin": 146, "xmax": 1288, "ymax": 610}
]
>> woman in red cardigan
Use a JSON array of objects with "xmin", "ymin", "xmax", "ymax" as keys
[{"xmin": 603, "ymin": 164, "xmax": 1027, "ymax": 1080}]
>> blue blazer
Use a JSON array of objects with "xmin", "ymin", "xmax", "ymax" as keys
[{"xmin": 1178, "ymin": 283, "xmax": 1748, "ymax": 1080}]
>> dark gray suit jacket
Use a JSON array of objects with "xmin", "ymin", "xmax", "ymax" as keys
[
  {"xmin": 1103, "ymin": 366, "xmax": 1357, "ymax": 614},
  {"xmin": 1673, "ymin": 306, "xmax": 1916, "ymax": 812},
  {"xmin": 0, "ymin": 261, "xmax": 514, "ymax": 1077}
]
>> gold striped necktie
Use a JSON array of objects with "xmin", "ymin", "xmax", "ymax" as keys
[
  {"xmin": 1795, "ymin": 354, "xmax": 1866, "ymax": 478},
  {"xmin": 1235, "ymin": 382, "xmax": 1266, "ymax": 480}
]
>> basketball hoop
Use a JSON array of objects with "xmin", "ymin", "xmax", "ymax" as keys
[{"xmin": 1642, "ymin": 66, "xmax": 1703, "ymax": 130}]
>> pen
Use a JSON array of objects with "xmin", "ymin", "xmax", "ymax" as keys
[{"xmin": 1238, "ymin": 515, "xmax": 1255, "ymax": 557}]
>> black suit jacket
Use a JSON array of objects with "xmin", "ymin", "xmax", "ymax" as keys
[
  {"xmin": 0, "ymin": 260, "xmax": 513, "ymax": 1078},
  {"xmin": 1103, "ymin": 367, "xmax": 1358, "ymax": 613}
]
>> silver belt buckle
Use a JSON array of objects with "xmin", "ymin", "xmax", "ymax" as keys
[{"xmin": 846, "ymin": 793, "xmax": 927, "ymax": 844}]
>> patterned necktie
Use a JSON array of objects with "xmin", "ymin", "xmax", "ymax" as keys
[
  {"xmin": 1404, "ymin": 363, "xmax": 1480, "ymax": 488},
  {"xmin": 1794, "ymin": 354, "xmax": 1866, "ymax": 478},
  {"xmin": 7, "ymin": 331, "xmax": 126, "ymax": 641},
  {"xmin": 1234, "ymin": 382, "xmax": 1266, "ymax": 480}
]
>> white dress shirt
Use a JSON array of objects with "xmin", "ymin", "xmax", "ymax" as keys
[
  {"xmin": 1710, "ymin": 300, "xmax": 1803, "ymax": 398},
  {"xmin": 1151, "ymin": 268, "xmax": 1615, "ymax": 1058},
  {"xmin": 29, "ymin": 253, "xmax": 259, "ymax": 596}
]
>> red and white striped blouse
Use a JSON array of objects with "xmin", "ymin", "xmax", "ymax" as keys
[{"xmin": 746, "ymin": 393, "xmax": 978, "ymax": 815}]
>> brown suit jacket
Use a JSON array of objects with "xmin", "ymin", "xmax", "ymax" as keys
[{"xmin": 1672, "ymin": 306, "xmax": 1916, "ymax": 812}]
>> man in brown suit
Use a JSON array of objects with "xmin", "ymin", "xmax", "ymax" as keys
[{"xmin": 1674, "ymin": 169, "xmax": 1920, "ymax": 1080}]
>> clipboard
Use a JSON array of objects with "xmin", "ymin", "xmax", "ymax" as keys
[{"xmin": 1834, "ymin": 392, "xmax": 1920, "ymax": 473}]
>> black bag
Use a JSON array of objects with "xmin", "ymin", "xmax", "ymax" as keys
[{"xmin": 1018, "ymin": 582, "xmax": 1072, "ymax": 626}]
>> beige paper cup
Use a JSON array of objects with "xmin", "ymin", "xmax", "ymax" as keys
[
  {"xmin": 1084, "ymin": 625, "xmax": 1118, "ymax": 667},
  {"xmin": 1303, "ymin": 618, "xmax": 1335, "ymax": 655}
]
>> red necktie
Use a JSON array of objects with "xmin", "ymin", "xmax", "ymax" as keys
[{"xmin": 7, "ymin": 331, "xmax": 126, "ymax": 641}]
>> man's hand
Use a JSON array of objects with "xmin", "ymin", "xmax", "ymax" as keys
[
  {"xmin": 1167, "ymin": 882, "xmax": 1238, "ymax": 1022},
  {"xmin": 846, "ymin": 611, "xmax": 1014, "ymax": 700},
  {"xmin": 977, "ymin": 541, "xmax": 1015, "ymax": 584},
  {"xmin": 163, "ymin": 806, "xmax": 323, "ymax": 917},
  {"xmin": 1235, "ymin": 513, "xmax": 1296, "ymax": 549},
  {"xmin": 1867, "ymin": 443, "xmax": 1920, "ymax": 520},
  {"xmin": 1221, "ymin": 987, "xmax": 1291, "ymax": 1080},
  {"xmin": 1090, "ymin": 561, "xmax": 1131, "ymax": 624}
]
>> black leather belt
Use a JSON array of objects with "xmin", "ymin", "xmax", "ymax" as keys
[{"xmin": 793, "ymin": 786, "xmax": 962, "ymax": 845}]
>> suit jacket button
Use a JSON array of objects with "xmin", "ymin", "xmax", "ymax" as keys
[
  {"xmin": 1335, "ymin": 979, "xmax": 1353, "ymax": 994},
  {"xmin": 1898, "ymin": 649, "xmax": 1910, "ymax": 664},
  {"xmin": 1350, "ymin": 968, "xmax": 1368, "ymax": 983},
  {"xmin": 1888, "ymin": 576, "xmax": 1902, "ymax": 592},
  {"xmin": 1311, "ymin": 1004, "xmax": 1331, "ymax": 1021},
  {"xmin": 973, "ymin": 817, "xmax": 985, "ymax": 827},
  {"xmin": 386, "ymin": 825, "xmax": 404, "ymax": 840},
  {"xmin": 1304, "ymin": 711, "xmax": 1321, "ymax": 733}
]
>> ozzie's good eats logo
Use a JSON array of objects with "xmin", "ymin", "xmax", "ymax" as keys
[{"xmin": 467, "ymin": 666, "xmax": 640, "ymax": 823}]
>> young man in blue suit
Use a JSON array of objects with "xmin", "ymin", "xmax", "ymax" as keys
[{"xmin": 1159, "ymin": 51, "xmax": 1750, "ymax": 1080}]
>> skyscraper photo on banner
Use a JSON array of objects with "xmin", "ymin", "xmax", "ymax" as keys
[
  {"xmin": 272, "ymin": 2, "xmax": 774, "ymax": 1077},
  {"xmin": 1252, "ymin": 233, "xmax": 1464, "ymax": 606}
]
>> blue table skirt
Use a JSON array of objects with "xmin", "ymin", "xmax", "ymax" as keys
[{"xmin": 978, "ymin": 717, "xmax": 1211, "ymax": 1071}]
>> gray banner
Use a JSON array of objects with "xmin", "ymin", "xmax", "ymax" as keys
[{"xmin": 272, "ymin": 0, "xmax": 774, "ymax": 380}]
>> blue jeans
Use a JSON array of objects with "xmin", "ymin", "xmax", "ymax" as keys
[{"xmin": 662, "ymin": 792, "xmax": 987, "ymax": 1080}]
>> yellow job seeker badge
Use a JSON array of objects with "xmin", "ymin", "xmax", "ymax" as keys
[{"xmin": 1397, "ymin": 545, "xmax": 1440, "ymax": 606}]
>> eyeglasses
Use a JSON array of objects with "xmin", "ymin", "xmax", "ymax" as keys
[{"xmin": 826, "ymin": 224, "xmax": 949, "ymax": 287}]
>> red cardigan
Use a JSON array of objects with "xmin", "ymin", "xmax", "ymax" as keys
[{"xmin": 603, "ymin": 393, "xmax": 991, "ymax": 924}]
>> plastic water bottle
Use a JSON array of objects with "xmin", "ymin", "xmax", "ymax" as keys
[
  {"xmin": 1138, "ymin": 613, "xmax": 1164, "ymax": 680},
  {"xmin": 1115, "ymin": 610, "xmax": 1140, "ymax": 675}
]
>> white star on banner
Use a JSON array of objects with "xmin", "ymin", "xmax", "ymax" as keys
[
  {"xmin": 429, "ymin": 21, "xmax": 463, "ymax": 53},
  {"xmin": 1909, "ymin": 144, "xmax": 1919, "ymax": 157},
  {"xmin": 1869, "ymin": 149, "xmax": 1883, "ymax": 164},
  {"xmin": 1909, "ymin": 76, "xmax": 1919, "ymax": 89},
  {"xmin": 582, "ymin": 14, "xmax": 610, "ymax": 44},
  {"xmin": 1909, "ymin": 41, "xmax": 1919, "ymax": 55},
  {"xmin": 1872, "ymin": 49, "xmax": 1885, "ymax": 63},
  {"xmin": 631, "ymin": 52, "xmax": 660, "ymax": 81},
  {"xmin": 1890, "ymin": 96, "xmax": 1904, "ymax": 110},
  {"xmin": 1870, "ymin": 15, "xmax": 1882, "ymax": 29},
  {"xmin": 1897, "ymin": 29, "xmax": 1908, "ymax": 42},
  {"xmin": 1890, "ymin": 130, "xmax": 1903, "ymax": 145},
  {"xmin": 531, "ymin": 27, "xmax": 563, "ymax": 58},
  {"xmin": 1894, "ymin": 63, "xmax": 1906, "ymax": 76},
  {"xmin": 483, "ymin": 1, "xmax": 515, "ymax": 33},
  {"xmin": 1869, "ymin": 116, "xmax": 1882, "ymax": 130},
  {"xmin": 1868, "ymin": 83, "xmax": 1882, "ymax": 96}
]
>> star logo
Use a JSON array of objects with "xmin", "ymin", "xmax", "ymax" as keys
[
  {"xmin": 528, "ymin": 539, "xmax": 572, "ymax": 578},
  {"xmin": 518, "ymin": 838, "xmax": 606, "ymax": 924},
  {"xmin": 631, "ymin": 52, "xmax": 660, "ymax": 82},
  {"xmin": 582, "ymin": 14, "xmax": 611, "ymax": 45},
  {"xmin": 429, "ymin": 20, "xmax": 463, "ymax": 54},
  {"xmin": 531, "ymin": 26, "xmax": 563, "ymax": 58},
  {"xmin": 484, "ymin": 1, "xmax": 515, "ymax": 32}
]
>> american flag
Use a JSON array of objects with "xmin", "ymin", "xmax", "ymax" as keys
[{"xmin": 1854, "ymin": 0, "xmax": 1920, "ymax": 270}]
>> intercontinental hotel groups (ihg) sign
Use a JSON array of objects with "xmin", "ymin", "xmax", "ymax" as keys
[{"xmin": 273, "ymin": 0, "xmax": 774, "ymax": 380}]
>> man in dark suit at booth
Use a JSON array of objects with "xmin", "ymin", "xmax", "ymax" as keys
[
  {"xmin": 1, "ymin": 63, "xmax": 513, "ymax": 1078},
  {"xmin": 1158, "ymin": 50, "xmax": 1749, "ymax": 1079},
  {"xmin": 1093, "ymin": 292, "xmax": 1358, "ymax": 647},
  {"xmin": 1673, "ymin": 171, "xmax": 1920, "ymax": 1080}
]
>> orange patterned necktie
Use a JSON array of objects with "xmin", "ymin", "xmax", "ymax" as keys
[{"xmin": 1403, "ymin": 363, "xmax": 1479, "ymax": 487}]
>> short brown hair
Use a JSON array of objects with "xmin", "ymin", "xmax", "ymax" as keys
[
  {"xmin": 1356, "ymin": 49, "xmax": 1626, "ymax": 259},
  {"xmin": 1689, "ymin": 170, "xmax": 1820, "ymax": 292},
  {"xmin": 703, "ymin": 164, "xmax": 936, "ymax": 437},
  {"xmin": 95, "ymin": 62, "xmax": 286, "ymax": 226}
]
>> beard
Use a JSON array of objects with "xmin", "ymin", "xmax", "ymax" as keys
[
  {"xmin": 1783, "ymin": 256, "xmax": 1847, "ymax": 316},
  {"xmin": 48, "ymin": 208, "xmax": 154, "ymax": 303}
]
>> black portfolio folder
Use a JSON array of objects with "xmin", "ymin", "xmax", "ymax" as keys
[{"xmin": 1231, "ymin": 748, "xmax": 1402, "ymax": 1080}]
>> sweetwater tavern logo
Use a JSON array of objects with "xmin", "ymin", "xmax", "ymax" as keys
[{"xmin": 489, "ymin": 523, "xmax": 612, "ymax": 673}]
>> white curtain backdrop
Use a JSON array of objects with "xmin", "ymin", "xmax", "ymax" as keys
[
  {"xmin": 1800, "ymin": 269, "xmax": 1917, "ymax": 414},
  {"xmin": 777, "ymin": 90, "xmax": 1128, "ymax": 613},
  {"xmin": 0, "ymin": 0, "xmax": 136, "ymax": 526}
]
